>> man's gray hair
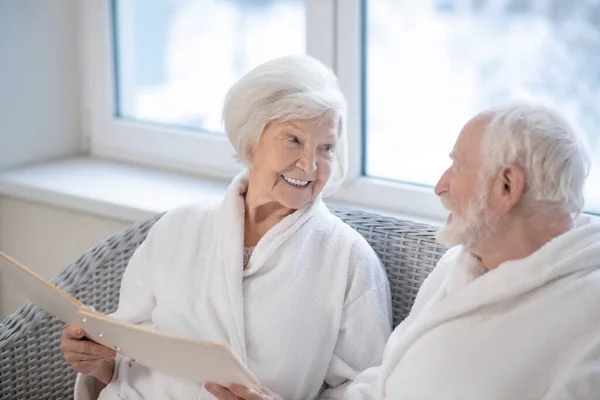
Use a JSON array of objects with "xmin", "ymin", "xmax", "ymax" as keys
[
  {"xmin": 222, "ymin": 55, "xmax": 348, "ymax": 195},
  {"xmin": 481, "ymin": 103, "xmax": 591, "ymax": 215}
]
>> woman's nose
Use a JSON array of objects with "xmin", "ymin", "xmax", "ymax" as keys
[{"xmin": 297, "ymin": 150, "xmax": 317, "ymax": 173}]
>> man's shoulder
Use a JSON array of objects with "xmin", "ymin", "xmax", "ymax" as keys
[
  {"xmin": 412, "ymin": 246, "xmax": 463, "ymax": 299},
  {"xmin": 433, "ymin": 246, "xmax": 464, "ymax": 272}
]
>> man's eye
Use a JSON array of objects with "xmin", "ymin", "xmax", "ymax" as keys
[{"xmin": 287, "ymin": 136, "xmax": 299, "ymax": 143}]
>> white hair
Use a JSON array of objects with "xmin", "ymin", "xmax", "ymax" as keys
[
  {"xmin": 222, "ymin": 55, "xmax": 348, "ymax": 195},
  {"xmin": 481, "ymin": 103, "xmax": 591, "ymax": 215},
  {"xmin": 437, "ymin": 183, "xmax": 499, "ymax": 250}
]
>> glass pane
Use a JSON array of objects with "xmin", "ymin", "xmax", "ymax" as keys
[
  {"xmin": 113, "ymin": 0, "xmax": 305, "ymax": 133},
  {"xmin": 365, "ymin": 0, "xmax": 600, "ymax": 212}
]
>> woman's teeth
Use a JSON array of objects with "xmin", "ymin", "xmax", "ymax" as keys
[{"xmin": 282, "ymin": 175, "xmax": 310, "ymax": 187}]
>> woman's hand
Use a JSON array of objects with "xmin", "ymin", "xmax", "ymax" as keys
[
  {"xmin": 205, "ymin": 383, "xmax": 283, "ymax": 400},
  {"xmin": 60, "ymin": 324, "xmax": 117, "ymax": 385}
]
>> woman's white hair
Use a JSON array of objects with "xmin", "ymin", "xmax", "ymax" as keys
[
  {"xmin": 481, "ymin": 103, "xmax": 591, "ymax": 215},
  {"xmin": 222, "ymin": 54, "xmax": 348, "ymax": 195}
]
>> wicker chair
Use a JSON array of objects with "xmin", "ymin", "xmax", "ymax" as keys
[{"xmin": 0, "ymin": 207, "xmax": 446, "ymax": 399}]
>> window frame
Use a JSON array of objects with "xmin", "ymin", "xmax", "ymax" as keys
[{"xmin": 80, "ymin": 0, "xmax": 449, "ymax": 222}]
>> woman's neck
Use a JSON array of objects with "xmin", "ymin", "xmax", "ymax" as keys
[{"xmin": 243, "ymin": 185, "xmax": 294, "ymax": 247}]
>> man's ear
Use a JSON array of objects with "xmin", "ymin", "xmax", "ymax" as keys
[{"xmin": 494, "ymin": 164, "xmax": 525, "ymax": 212}]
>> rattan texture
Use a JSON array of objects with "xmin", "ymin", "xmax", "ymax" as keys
[{"xmin": 0, "ymin": 207, "xmax": 445, "ymax": 399}]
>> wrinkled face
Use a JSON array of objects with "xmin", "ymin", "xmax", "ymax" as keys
[
  {"xmin": 248, "ymin": 116, "xmax": 338, "ymax": 210},
  {"xmin": 434, "ymin": 114, "xmax": 499, "ymax": 250}
]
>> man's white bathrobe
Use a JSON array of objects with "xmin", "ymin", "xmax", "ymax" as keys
[
  {"xmin": 346, "ymin": 215, "xmax": 600, "ymax": 399},
  {"xmin": 75, "ymin": 171, "xmax": 392, "ymax": 400}
]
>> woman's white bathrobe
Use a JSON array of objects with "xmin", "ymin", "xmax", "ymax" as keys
[
  {"xmin": 75, "ymin": 172, "xmax": 392, "ymax": 400},
  {"xmin": 346, "ymin": 215, "xmax": 600, "ymax": 400}
]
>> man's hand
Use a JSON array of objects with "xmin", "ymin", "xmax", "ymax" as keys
[{"xmin": 205, "ymin": 383, "xmax": 283, "ymax": 400}]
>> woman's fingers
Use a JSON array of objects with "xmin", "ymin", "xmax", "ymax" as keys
[
  {"xmin": 64, "ymin": 353, "xmax": 102, "ymax": 363},
  {"xmin": 61, "ymin": 327, "xmax": 116, "ymax": 359},
  {"xmin": 63, "ymin": 324, "xmax": 85, "ymax": 339},
  {"xmin": 228, "ymin": 384, "xmax": 259, "ymax": 399},
  {"xmin": 60, "ymin": 324, "xmax": 117, "ymax": 384},
  {"xmin": 228, "ymin": 384, "xmax": 280, "ymax": 400},
  {"xmin": 204, "ymin": 383, "xmax": 280, "ymax": 400},
  {"xmin": 205, "ymin": 383, "xmax": 241, "ymax": 400},
  {"xmin": 71, "ymin": 340, "xmax": 115, "ymax": 358},
  {"xmin": 62, "ymin": 340, "xmax": 116, "ymax": 359},
  {"xmin": 63, "ymin": 349, "xmax": 114, "ymax": 364}
]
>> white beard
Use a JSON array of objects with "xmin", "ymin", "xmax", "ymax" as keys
[{"xmin": 437, "ymin": 186, "xmax": 498, "ymax": 250}]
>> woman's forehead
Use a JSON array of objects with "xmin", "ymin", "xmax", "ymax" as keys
[{"xmin": 279, "ymin": 117, "xmax": 338, "ymax": 133}]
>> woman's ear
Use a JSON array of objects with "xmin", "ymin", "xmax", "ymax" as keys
[{"xmin": 246, "ymin": 143, "xmax": 256, "ymax": 169}]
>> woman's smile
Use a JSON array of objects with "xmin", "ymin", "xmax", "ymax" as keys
[{"xmin": 281, "ymin": 174, "xmax": 312, "ymax": 188}]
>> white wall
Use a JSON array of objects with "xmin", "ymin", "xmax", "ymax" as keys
[
  {"xmin": 0, "ymin": 1, "xmax": 88, "ymax": 318},
  {"xmin": 0, "ymin": 197, "xmax": 129, "ymax": 319},
  {"xmin": 0, "ymin": 0, "xmax": 82, "ymax": 170}
]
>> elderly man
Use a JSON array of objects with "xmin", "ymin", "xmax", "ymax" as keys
[
  {"xmin": 345, "ymin": 103, "xmax": 600, "ymax": 399},
  {"xmin": 207, "ymin": 103, "xmax": 600, "ymax": 400}
]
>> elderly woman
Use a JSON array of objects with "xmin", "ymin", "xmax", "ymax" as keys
[{"xmin": 60, "ymin": 55, "xmax": 392, "ymax": 400}]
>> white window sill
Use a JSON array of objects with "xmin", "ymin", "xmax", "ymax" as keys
[{"xmin": 0, "ymin": 157, "xmax": 444, "ymax": 226}]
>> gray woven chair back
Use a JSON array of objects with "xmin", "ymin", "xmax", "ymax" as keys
[
  {"xmin": 333, "ymin": 208, "xmax": 446, "ymax": 325},
  {"xmin": 0, "ymin": 207, "xmax": 445, "ymax": 399}
]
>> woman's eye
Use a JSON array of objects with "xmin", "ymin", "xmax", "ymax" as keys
[
  {"xmin": 323, "ymin": 144, "xmax": 335, "ymax": 154},
  {"xmin": 287, "ymin": 136, "xmax": 299, "ymax": 144}
]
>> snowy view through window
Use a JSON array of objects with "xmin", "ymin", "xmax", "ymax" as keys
[
  {"xmin": 114, "ymin": 0, "xmax": 600, "ymax": 212},
  {"xmin": 114, "ymin": 0, "xmax": 305, "ymax": 133},
  {"xmin": 365, "ymin": 0, "xmax": 600, "ymax": 212}
]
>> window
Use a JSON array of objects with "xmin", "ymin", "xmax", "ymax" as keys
[
  {"xmin": 84, "ymin": 0, "xmax": 336, "ymax": 186},
  {"xmin": 364, "ymin": 0, "xmax": 600, "ymax": 212},
  {"xmin": 84, "ymin": 0, "xmax": 599, "ymax": 218},
  {"xmin": 113, "ymin": 0, "xmax": 305, "ymax": 133}
]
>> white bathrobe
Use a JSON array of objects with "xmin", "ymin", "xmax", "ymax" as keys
[
  {"xmin": 75, "ymin": 171, "xmax": 392, "ymax": 400},
  {"xmin": 346, "ymin": 215, "xmax": 600, "ymax": 400}
]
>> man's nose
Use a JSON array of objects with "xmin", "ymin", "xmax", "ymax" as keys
[{"xmin": 434, "ymin": 168, "xmax": 451, "ymax": 197}]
